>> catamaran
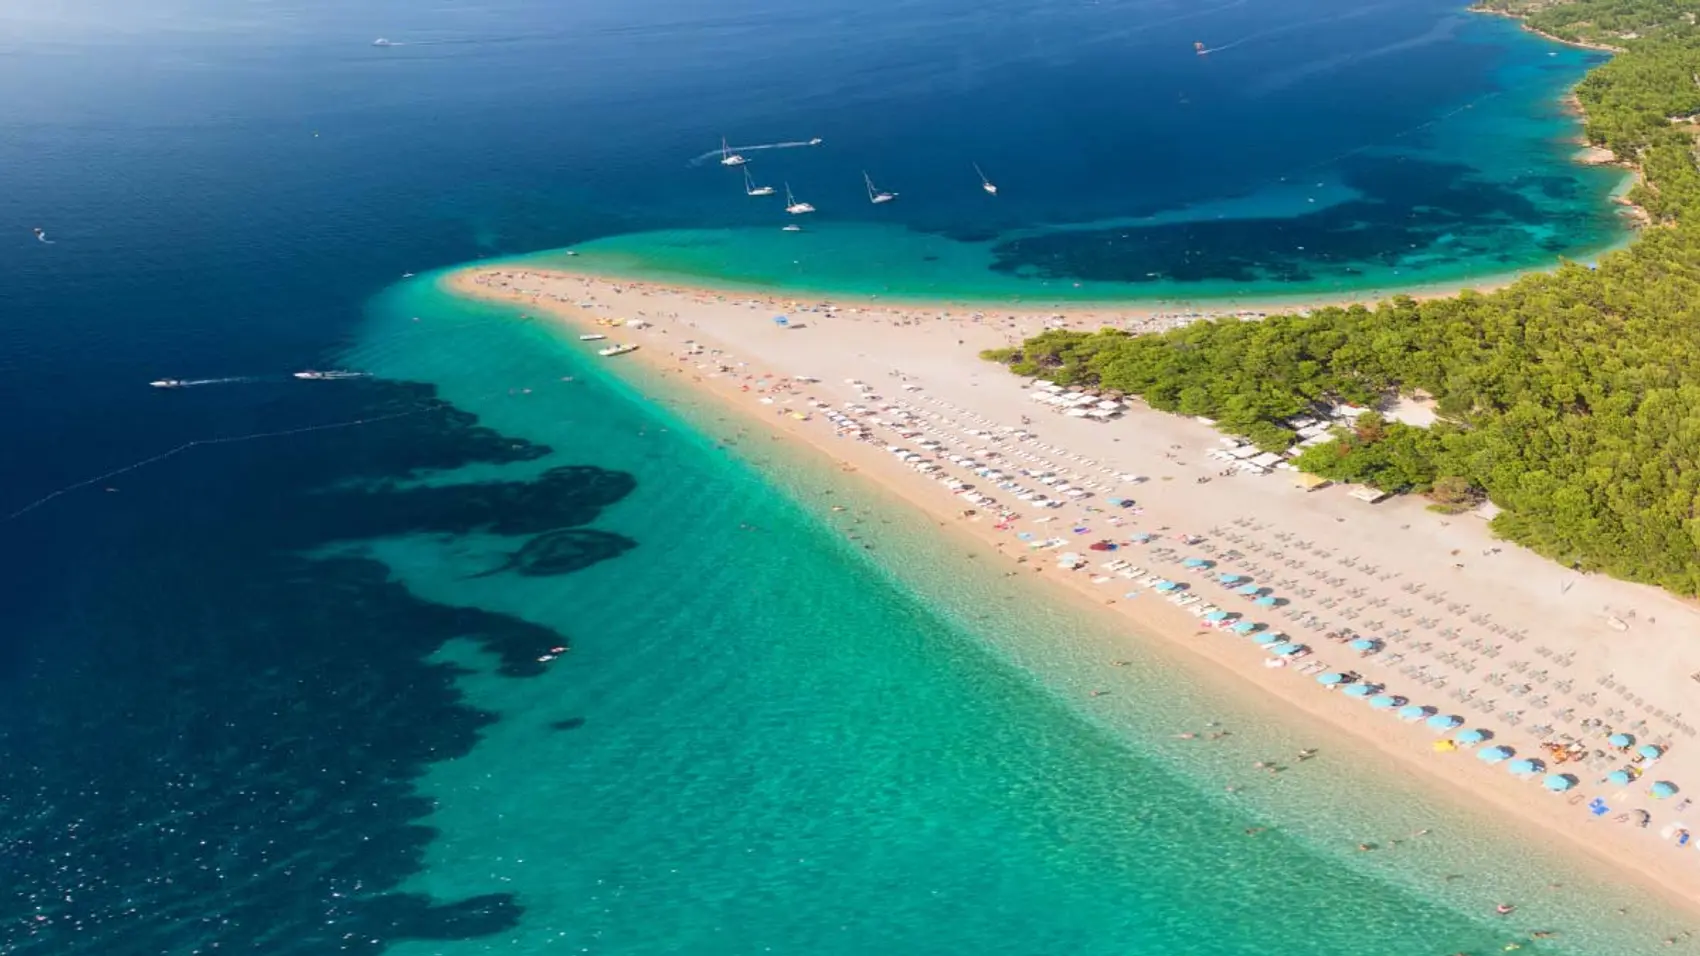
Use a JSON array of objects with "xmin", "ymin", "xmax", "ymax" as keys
[
  {"xmin": 718, "ymin": 137, "xmax": 747, "ymax": 167},
  {"xmin": 784, "ymin": 184, "xmax": 815, "ymax": 215},
  {"xmin": 744, "ymin": 167, "xmax": 775, "ymax": 197},
  {"xmin": 974, "ymin": 163, "xmax": 997, "ymax": 195},
  {"xmin": 864, "ymin": 172, "xmax": 896, "ymax": 204}
]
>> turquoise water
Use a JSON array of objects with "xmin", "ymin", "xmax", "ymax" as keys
[{"xmin": 332, "ymin": 277, "xmax": 1686, "ymax": 955}]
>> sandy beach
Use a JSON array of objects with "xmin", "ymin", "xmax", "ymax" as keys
[{"xmin": 449, "ymin": 265, "xmax": 1700, "ymax": 925}]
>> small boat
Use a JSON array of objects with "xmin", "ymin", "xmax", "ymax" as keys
[
  {"xmin": 579, "ymin": 333, "xmax": 607, "ymax": 341},
  {"xmin": 598, "ymin": 343, "xmax": 639, "ymax": 357},
  {"xmin": 373, "ymin": 38, "xmax": 393, "ymax": 46},
  {"xmin": 782, "ymin": 224, "xmax": 802, "ymax": 232},
  {"xmin": 1195, "ymin": 41, "xmax": 1207, "ymax": 55},
  {"xmin": 150, "ymin": 379, "xmax": 186, "ymax": 389},
  {"xmin": 744, "ymin": 167, "xmax": 775, "ymax": 197},
  {"xmin": 864, "ymin": 172, "xmax": 896, "ymax": 204},
  {"xmin": 974, "ymin": 163, "xmax": 997, "ymax": 195},
  {"xmin": 784, "ymin": 183, "xmax": 815, "ymax": 215},
  {"xmin": 718, "ymin": 137, "xmax": 747, "ymax": 167},
  {"xmin": 293, "ymin": 370, "xmax": 367, "ymax": 380},
  {"xmin": 808, "ymin": 137, "xmax": 823, "ymax": 146}
]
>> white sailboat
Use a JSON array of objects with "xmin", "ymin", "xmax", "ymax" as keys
[
  {"xmin": 864, "ymin": 171, "xmax": 896, "ymax": 204},
  {"xmin": 744, "ymin": 167, "xmax": 775, "ymax": 197},
  {"xmin": 784, "ymin": 183, "xmax": 815, "ymax": 215},
  {"xmin": 974, "ymin": 163, "xmax": 998, "ymax": 195},
  {"xmin": 718, "ymin": 137, "xmax": 747, "ymax": 167}
]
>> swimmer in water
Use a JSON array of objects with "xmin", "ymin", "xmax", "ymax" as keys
[{"xmin": 1495, "ymin": 903, "xmax": 1515, "ymax": 915}]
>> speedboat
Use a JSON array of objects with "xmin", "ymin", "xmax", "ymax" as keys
[
  {"xmin": 150, "ymin": 379, "xmax": 186, "ymax": 388},
  {"xmin": 293, "ymin": 370, "xmax": 367, "ymax": 380},
  {"xmin": 864, "ymin": 171, "xmax": 896, "ymax": 204},
  {"xmin": 974, "ymin": 163, "xmax": 998, "ymax": 195},
  {"xmin": 782, "ymin": 224, "xmax": 802, "ymax": 232},
  {"xmin": 808, "ymin": 137, "xmax": 823, "ymax": 146},
  {"xmin": 373, "ymin": 38, "xmax": 393, "ymax": 46},
  {"xmin": 784, "ymin": 184, "xmax": 815, "ymax": 215},
  {"xmin": 718, "ymin": 137, "xmax": 747, "ymax": 167},
  {"xmin": 579, "ymin": 333, "xmax": 607, "ymax": 341},
  {"xmin": 598, "ymin": 343, "xmax": 639, "ymax": 357}
]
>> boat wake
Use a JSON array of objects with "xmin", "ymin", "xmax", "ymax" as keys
[
  {"xmin": 153, "ymin": 376, "xmax": 264, "ymax": 388},
  {"xmin": 688, "ymin": 138, "xmax": 823, "ymax": 166}
]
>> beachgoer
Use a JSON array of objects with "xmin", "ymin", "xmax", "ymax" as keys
[{"xmin": 1495, "ymin": 903, "xmax": 1514, "ymax": 916}]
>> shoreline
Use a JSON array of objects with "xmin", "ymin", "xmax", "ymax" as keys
[{"xmin": 445, "ymin": 264, "xmax": 1700, "ymax": 935}]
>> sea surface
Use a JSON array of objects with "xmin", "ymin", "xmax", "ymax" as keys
[{"xmin": 0, "ymin": 1, "xmax": 1670, "ymax": 955}]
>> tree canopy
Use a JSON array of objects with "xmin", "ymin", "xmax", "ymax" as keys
[{"xmin": 986, "ymin": 0, "xmax": 1700, "ymax": 594}]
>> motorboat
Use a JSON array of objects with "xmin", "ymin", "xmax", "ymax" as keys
[
  {"xmin": 974, "ymin": 163, "xmax": 997, "ymax": 195},
  {"xmin": 150, "ymin": 379, "xmax": 186, "ymax": 389},
  {"xmin": 373, "ymin": 38, "xmax": 394, "ymax": 46},
  {"xmin": 579, "ymin": 333, "xmax": 607, "ymax": 341},
  {"xmin": 808, "ymin": 137, "xmax": 823, "ymax": 146},
  {"xmin": 782, "ymin": 224, "xmax": 802, "ymax": 232},
  {"xmin": 744, "ymin": 167, "xmax": 775, "ymax": 197},
  {"xmin": 293, "ymin": 370, "xmax": 367, "ymax": 380},
  {"xmin": 864, "ymin": 172, "xmax": 896, "ymax": 204},
  {"xmin": 598, "ymin": 343, "xmax": 639, "ymax": 357},
  {"xmin": 784, "ymin": 184, "xmax": 815, "ymax": 215},
  {"xmin": 718, "ymin": 137, "xmax": 747, "ymax": 167}
]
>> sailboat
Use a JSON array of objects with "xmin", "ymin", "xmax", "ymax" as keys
[
  {"xmin": 864, "ymin": 172, "xmax": 897, "ymax": 204},
  {"xmin": 784, "ymin": 183, "xmax": 815, "ymax": 215},
  {"xmin": 718, "ymin": 137, "xmax": 747, "ymax": 167},
  {"xmin": 744, "ymin": 167, "xmax": 775, "ymax": 197},
  {"xmin": 974, "ymin": 163, "xmax": 998, "ymax": 195}
]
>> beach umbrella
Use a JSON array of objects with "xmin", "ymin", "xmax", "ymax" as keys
[
  {"xmin": 773, "ymin": 315, "xmax": 789, "ymax": 326},
  {"xmin": 1254, "ymin": 595, "xmax": 1279, "ymax": 607},
  {"xmin": 1343, "ymin": 684, "xmax": 1377, "ymax": 698},
  {"xmin": 1182, "ymin": 557, "xmax": 1207, "ymax": 568},
  {"xmin": 1204, "ymin": 610, "xmax": 1230, "ymax": 622},
  {"xmin": 1508, "ymin": 758, "xmax": 1545, "ymax": 776},
  {"xmin": 1606, "ymin": 770, "xmax": 1633, "ymax": 786},
  {"xmin": 1652, "ymin": 781, "xmax": 1680, "ymax": 799},
  {"xmin": 1231, "ymin": 621, "xmax": 1259, "ymax": 634},
  {"xmin": 1608, "ymin": 732, "xmax": 1635, "ymax": 749},
  {"xmin": 1543, "ymin": 773, "xmax": 1578, "ymax": 792},
  {"xmin": 1254, "ymin": 632, "xmax": 1282, "ymax": 645},
  {"xmin": 1236, "ymin": 584, "xmax": 1262, "ymax": 595},
  {"xmin": 1273, "ymin": 643, "xmax": 1307, "ymax": 657},
  {"xmin": 1398, "ymin": 704, "xmax": 1434, "ymax": 721},
  {"xmin": 1348, "ymin": 638, "xmax": 1381, "ymax": 653},
  {"xmin": 1426, "ymin": 714, "xmax": 1463, "ymax": 731},
  {"xmin": 1638, "ymin": 744, "xmax": 1665, "ymax": 760},
  {"xmin": 1368, "ymin": 695, "xmax": 1402, "ymax": 710},
  {"xmin": 1154, "ymin": 580, "xmax": 1179, "ymax": 592},
  {"xmin": 1216, "ymin": 572, "xmax": 1242, "ymax": 583},
  {"xmin": 1456, "ymin": 728, "xmax": 1491, "ymax": 745},
  {"xmin": 1433, "ymin": 739, "xmax": 1457, "ymax": 753},
  {"xmin": 1317, "ymin": 672, "xmax": 1349, "ymax": 686},
  {"xmin": 1132, "ymin": 533, "xmax": 1154, "ymax": 543},
  {"xmin": 1477, "ymin": 745, "xmax": 1514, "ymax": 764}
]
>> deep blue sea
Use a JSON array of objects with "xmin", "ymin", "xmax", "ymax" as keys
[{"xmin": 0, "ymin": 2, "xmax": 1666, "ymax": 954}]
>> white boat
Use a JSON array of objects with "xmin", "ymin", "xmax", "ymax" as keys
[
  {"xmin": 579, "ymin": 333, "xmax": 607, "ymax": 341},
  {"xmin": 150, "ymin": 379, "xmax": 186, "ymax": 389},
  {"xmin": 598, "ymin": 343, "xmax": 639, "ymax": 357},
  {"xmin": 784, "ymin": 184, "xmax": 815, "ymax": 215},
  {"xmin": 974, "ymin": 163, "xmax": 997, "ymax": 195},
  {"xmin": 864, "ymin": 172, "xmax": 896, "ymax": 204},
  {"xmin": 718, "ymin": 137, "xmax": 747, "ymax": 167},
  {"xmin": 808, "ymin": 137, "xmax": 823, "ymax": 146},
  {"xmin": 373, "ymin": 38, "xmax": 393, "ymax": 46},
  {"xmin": 294, "ymin": 370, "xmax": 367, "ymax": 380},
  {"xmin": 781, "ymin": 224, "xmax": 802, "ymax": 232},
  {"xmin": 744, "ymin": 167, "xmax": 775, "ymax": 197}
]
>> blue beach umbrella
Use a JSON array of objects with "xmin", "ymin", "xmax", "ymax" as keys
[
  {"xmin": 1255, "ymin": 595, "xmax": 1279, "ymax": 607},
  {"xmin": 1477, "ymin": 745, "xmax": 1514, "ymax": 764},
  {"xmin": 1606, "ymin": 770, "xmax": 1633, "ymax": 786},
  {"xmin": 1369, "ymin": 695, "xmax": 1403, "ymax": 710},
  {"xmin": 1217, "ymin": 572, "xmax": 1243, "ymax": 583},
  {"xmin": 1154, "ymin": 580, "xmax": 1179, "ymax": 592},
  {"xmin": 1638, "ymin": 744, "xmax": 1665, "ymax": 760},
  {"xmin": 1204, "ymin": 610, "xmax": 1230, "ymax": 622},
  {"xmin": 773, "ymin": 315, "xmax": 789, "ymax": 326},
  {"xmin": 1508, "ymin": 758, "xmax": 1545, "ymax": 776},
  {"xmin": 1349, "ymin": 638, "xmax": 1381, "ymax": 652},
  {"xmin": 1236, "ymin": 584, "xmax": 1262, "ymax": 595},
  {"xmin": 1398, "ymin": 704, "xmax": 1434, "ymax": 721},
  {"xmin": 1317, "ymin": 672, "xmax": 1349, "ymax": 686},
  {"xmin": 1231, "ymin": 620, "xmax": 1260, "ymax": 635},
  {"xmin": 1426, "ymin": 714, "xmax": 1463, "ymax": 731},
  {"xmin": 1652, "ymin": 781, "xmax": 1680, "ymax": 799},
  {"xmin": 1456, "ymin": 728, "xmax": 1491, "ymax": 745},
  {"xmin": 1253, "ymin": 632, "xmax": 1282, "ymax": 645},
  {"xmin": 1608, "ymin": 732, "xmax": 1635, "ymax": 749},
  {"xmin": 1273, "ymin": 643, "xmax": 1307, "ymax": 657},
  {"xmin": 1182, "ymin": 557, "xmax": 1207, "ymax": 568},
  {"xmin": 1544, "ymin": 773, "xmax": 1578, "ymax": 792},
  {"xmin": 1343, "ymin": 684, "xmax": 1377, "ymax": 698}
]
